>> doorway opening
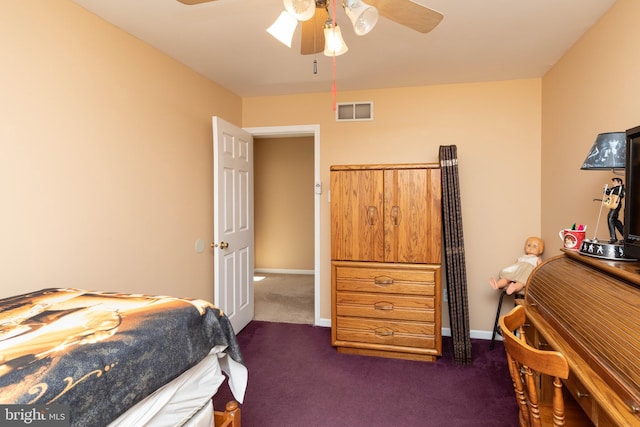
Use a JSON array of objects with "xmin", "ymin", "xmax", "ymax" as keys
[{"xmin": 245, "ymin": 124, "xmax": 324, "ymax": 326}]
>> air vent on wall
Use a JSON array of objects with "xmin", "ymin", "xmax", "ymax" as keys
[{"xmin": 336, "ymin": 102, "xmax": 373, "ymax": 121}]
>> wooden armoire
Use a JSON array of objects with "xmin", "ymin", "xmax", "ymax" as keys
[{"xmin": 330, "ymin": 163, "xmax": 442, "ymax": 361}]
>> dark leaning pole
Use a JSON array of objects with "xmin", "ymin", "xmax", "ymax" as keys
[{"xmin": 439, "ymin": 145, "xmax": 472, "ymax": 365}]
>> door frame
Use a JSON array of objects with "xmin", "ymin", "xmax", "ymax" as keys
[{"xmin": 244, "ymin": 124, "xmax": 327, "ymax": 327}]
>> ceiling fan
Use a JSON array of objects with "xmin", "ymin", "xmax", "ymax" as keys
[{"xmin": 176, "ymin": 0, "xmax": 443, "ymax": 56}]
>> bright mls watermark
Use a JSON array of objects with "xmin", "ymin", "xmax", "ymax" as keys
[{"xmin": 0, "ymin": 405, "xmax": 70, "ymax": 426}]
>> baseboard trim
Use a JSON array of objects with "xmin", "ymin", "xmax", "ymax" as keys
[
  {"xmin": 254, "ymin": 268, "xmax": 314, "ymax": 275},
  {"xmin": 316, "ymin": 317, "xmax": 331, "ymax": 327},
  {"xmin": 440, "ymin": 328, "xmax": 501, "ymax": 341}
]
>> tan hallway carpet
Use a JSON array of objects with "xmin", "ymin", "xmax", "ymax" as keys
[{"xmin": 253, "ymin": 273, "xmax": 314, "ymax": 324}]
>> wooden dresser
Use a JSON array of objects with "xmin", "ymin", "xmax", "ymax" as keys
[
  {"xmin": 523, "ymin": 250, "xmax": 640, "ymax": 426},
  {"xmin": 330, "ymin": 163, "xmax": 442, "ymax": 362}
]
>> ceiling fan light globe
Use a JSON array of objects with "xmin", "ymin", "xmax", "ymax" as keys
[
  {"xmin": 323, "ymin": 24, "xmax": 349, "ymax": 56},
  {"xmin": 267, "ymin": 11, "xmax": 298, "ymax": 48},
  {"xmin": 283, "ymin": 0, "xmax": 316, "ymax": 21},
  {"xmin": 344, "ymin": 1, "xmax": 378, "ymax": 35}
]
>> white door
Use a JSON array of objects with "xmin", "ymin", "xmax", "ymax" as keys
[{"xmin": 213, "ymin": 116, "xmax": 254, "ymax": 333}]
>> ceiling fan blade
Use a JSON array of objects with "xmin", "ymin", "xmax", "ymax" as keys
[
  {"xmin": 367, "ymin": 0, "xmax": 443, "ymax": 33},
  {"xmin": 300, "ymin": 6, "xmax": 329, "ymax": 55},
  {"xmin": 176, "ymin": 0, "xmax": 217, "ymax": 5}
]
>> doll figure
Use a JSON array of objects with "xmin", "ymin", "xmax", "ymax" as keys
[
  {"xmin": 605, "ymin": 177, "xmax": 624, "ymax": 243},
  {"xmin": 489, "ymin": 236, "xmax": 544, "ymax": 295}
]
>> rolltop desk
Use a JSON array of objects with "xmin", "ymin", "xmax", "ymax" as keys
[{"xmin": 523, "ymin": 249, "xmax": 640, "ymax": 426}]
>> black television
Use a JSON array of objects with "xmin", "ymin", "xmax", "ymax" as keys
[{"xmin": 623, "ymin": 125, "xmax": 640, "ymax": 260}]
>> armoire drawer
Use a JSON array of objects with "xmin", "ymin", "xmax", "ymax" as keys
[
  {"xmin": 334, "ymin": 265, "xmax": 437, "ymax": 296},
  {"xmin": 335, "ymin": 291, "xmax": 435, "ymax": 322},
  {"xmin": 336, "ymin": 316, "xmax": 436, "ymax": 349},
  {"xmin": 331, "ymin": 260, "xmax": 442, "ymax": 361}
]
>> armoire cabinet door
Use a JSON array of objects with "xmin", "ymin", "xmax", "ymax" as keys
[
  {"xmin": 331, "ymin": 169, "xmax": 385, "ymax": 261},
  {"xmin": 331, "ymin": 164, "xmax": 441, "ymax": 264},
  {"xmin": 383, "ymin": 167, "xmax": 441, "ymax": 263}
]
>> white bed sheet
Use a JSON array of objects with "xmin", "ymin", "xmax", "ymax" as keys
[
  {"xmin": 184, "ymin": 400, "xmax": 214, "ymax": 427},
  {"xmin": 108, "ymin": 345, "xmax": 247, "ymax": 427}
]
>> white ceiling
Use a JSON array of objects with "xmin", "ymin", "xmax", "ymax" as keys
[{"xmin": 71, "ymin": 0, "xmax": 616, "ymax": 98}]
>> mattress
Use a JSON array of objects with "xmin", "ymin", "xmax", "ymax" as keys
[
  {"xmin": 0, "ymin": 288, "xmax": 246, "ymax": 427},
  {"xmin": 108, "ymin": 344, "xmax": 246, "ymax": 427}
]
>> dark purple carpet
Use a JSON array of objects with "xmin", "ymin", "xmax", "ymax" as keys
[{"xmin": 214, "ymin": 321, "xmax": 518, "ymax": 427}]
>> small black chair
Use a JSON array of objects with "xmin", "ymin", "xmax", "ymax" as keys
[{"xmin": 490, "ymin": 289, "xmax": 523, "ymax": 350}]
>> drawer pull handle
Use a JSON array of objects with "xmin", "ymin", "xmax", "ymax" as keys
[
  {"xmin": 374, "ymin": 276, "xmax": 394, "ymax": 286},
  {"xmin": 375, "ymin": 328, "xmax": 394, "ymax": 337},
  {"xmin": 630, "ymin": 405, "xmax": 640, "ymax": 414},
  {"xmin": 374, "ymin": 302, "xmax": 394, "ymax": 311},
  {"xmin": 576, "ymin": 391, "xmax": 590, "ymax": 398}
]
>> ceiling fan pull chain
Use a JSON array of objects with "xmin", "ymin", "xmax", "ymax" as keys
[
  {"xmin": 331, "ymin": 0, "xmax": 338, "ymax": 110},
  {"xmin": 312, "ymin": 3, "xmax": 318, "ymax": 70}
]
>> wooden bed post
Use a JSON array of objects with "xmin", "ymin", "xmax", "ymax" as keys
[{"xmin": 214, "ymin": 400, "xmax": 241, "ymax": 427}]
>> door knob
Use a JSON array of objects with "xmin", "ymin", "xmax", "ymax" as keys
[{"xmin": 211, "ymin": 241, "xmax": 229, "ymax": 249}]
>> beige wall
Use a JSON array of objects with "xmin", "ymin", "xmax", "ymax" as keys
[
  {"xmin": 541, "ymin": 0, "xmax": 640, "ymax": 255},
  {"xmin": 254, "ymin": 137, "xmax": 314, "ymax": 271},
  {"xmin": 3, "ymin": 0, "xmax": 635, "ymax": 336},
  {"xmin": 0, "ymin": 1, "xmax": 242, "ymax": 302},
  {"xmin": 243, "ymin": 80, "xmax": 543, "ymax": 331}
]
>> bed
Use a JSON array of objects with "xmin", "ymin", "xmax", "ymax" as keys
[{"xmin": 0, "ymin": 288, "xmax": 247, "ymax": 427}]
